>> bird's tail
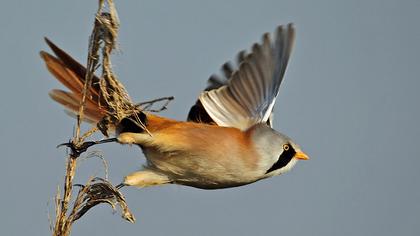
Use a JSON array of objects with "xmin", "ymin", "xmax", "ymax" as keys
[
  {"xmin": 40, "ymin": 38, "xmax": 109, "ymax": 124},
  {"xmin": 41, "ymin": 39, "xmax": 172, "ymax": 136}
]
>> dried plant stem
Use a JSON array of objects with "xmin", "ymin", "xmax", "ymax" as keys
[
  {"xmin": 52, "ymin": 1, "xmax": 128, "ymax": 235},
  {"xmin": 136, "ymin": 96, "xmax": 174, "ymax": 112},
  {"xmin": 50, "ymin": 0, "xmax": 173, "ymax": 234},
  {"xmin": 56, "ymin": 157, "xmax": 77, "ymax": 235}
]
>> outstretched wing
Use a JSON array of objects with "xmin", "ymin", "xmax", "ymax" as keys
[{"xmin": 188, "ymin": 24, "xmax": 295, "ymax": 130}]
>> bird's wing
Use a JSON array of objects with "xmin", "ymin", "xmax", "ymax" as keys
[{"xmin": 187, "ymin": 24, "xmax": 295, "ymax": 130}]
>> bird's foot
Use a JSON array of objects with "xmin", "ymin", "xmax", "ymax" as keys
[
  {"xmin": 115, "ymin": 183, "xmax": 126, "ymax": 189},
  {"xmin": 57, "ymin": 138, "xmax": 118, "ymax": 158}
]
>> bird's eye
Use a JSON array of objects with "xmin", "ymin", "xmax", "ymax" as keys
[{"xmin": 283, "ymin": 144, "xmax": 290, "ymax": 151}]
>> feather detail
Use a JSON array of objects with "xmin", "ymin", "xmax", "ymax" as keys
[
  {"xmin": 48, "ymin": 89, "xmax": 104, "ymax": 122},
  {"xmin": 40, "ymin": 39, "xmax": 107, "ymax": 123},
  {"xmin": 198, "ymin": 24, "xmax": 295, "ymax": 130}
]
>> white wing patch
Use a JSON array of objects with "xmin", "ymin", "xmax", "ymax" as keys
[{"xmin": 199, "ymin": 24, "xmax": 295, "ymax": 130}]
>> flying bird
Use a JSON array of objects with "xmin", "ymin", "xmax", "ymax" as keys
[{"xmin": 40, "ymin": 23, "xmax": 309, "ymax": 190}]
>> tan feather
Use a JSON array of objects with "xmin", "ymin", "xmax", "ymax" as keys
[
  {"xmin": 40, "ymin": 40, "xmax": 108, "ymax": 123},
  {"xmin": 48, "ymin": 89, "xmax": 104, "ymax": 122}
]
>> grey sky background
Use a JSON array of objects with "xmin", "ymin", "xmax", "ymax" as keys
[{"xmin": 1, "ymin": 0, "xmax": 419, "ymax": 235}]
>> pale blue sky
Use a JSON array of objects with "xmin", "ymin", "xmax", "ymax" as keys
[{"xmin": 1, "ymin": 1, "xmax": 419, "ymax": 235}]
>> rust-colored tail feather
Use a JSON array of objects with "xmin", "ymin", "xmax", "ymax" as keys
[
  {"xmin": 43, "ymin": 37, "xmax": 102, "ymax": 96},
  {"xmin": 48, "ymin": 89, "xmax": 104, "ymax": 122},
  {"xmin": 40, "ymin": 38, "xmax": 107, "ymax": 123},
  {"xmin": 41, "ymin": 38, "xmax": 153, "ymax": 135}
]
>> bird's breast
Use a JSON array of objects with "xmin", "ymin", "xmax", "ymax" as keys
[{"xmin": 141, "ymin": 118, "xmax": 263, "ymax": 188}]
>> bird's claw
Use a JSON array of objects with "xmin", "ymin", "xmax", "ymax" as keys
[
  {"xmin": 57, "ymin": 138, "xmax": 117, "ymax": 158},
  {"xmin": 115, "ymin": 183, "xmax": 126, "ymax": 189},
  {"xmin": 57, "ymin": 141, "xmax": 97, "ymax": 157}
]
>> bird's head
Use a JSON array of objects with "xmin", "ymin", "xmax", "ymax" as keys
[{"xmin": 250, "ymin": 124, "xmax": 309, "ymax": 178}]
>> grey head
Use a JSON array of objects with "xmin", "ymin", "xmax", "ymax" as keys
[{"xmin": 249, "ymin": 124, "xmax": 308, "ymax": 179}]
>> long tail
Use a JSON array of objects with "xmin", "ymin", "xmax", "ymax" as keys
[
  {"xmin": 41, "ymin": 38, "xmax": 178, "ymax": 136},
  {"xmin": 40, "ymin": 38, "xmax": 113, "ymax": 124}
]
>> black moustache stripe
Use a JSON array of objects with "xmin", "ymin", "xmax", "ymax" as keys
[{"xmin": 266, "ymin": 145, "xmax": 296, "ymax": 174}]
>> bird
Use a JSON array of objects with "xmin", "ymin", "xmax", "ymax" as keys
[{"xmin": 40, "ymin": 23, "xmax": 309, "ymax": 190}]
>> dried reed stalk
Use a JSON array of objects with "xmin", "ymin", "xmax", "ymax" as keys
[
  {"xmin": 50, "ymin": 1, "xmax": 175, "ymax": 234},
  {"xmin": 51, "ymin": 1, "xmax": 136, "ymax": 235}
]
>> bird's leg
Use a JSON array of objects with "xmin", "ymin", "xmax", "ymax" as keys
[
  {"xmin": 122, "ymin": 170, "xmax": 171, "ymax": 188},
  {"xmin": 117, "ymin": 132, "xmax": 183, "ymax": 153},
  {"xmin": 117, "ymin": 132, "xmax": 154, "ymax": 146},
  {"xmin": 115, "ymin": 183, "xmax": 126, "ymax": 189},
  {"xmin": 57, "ymin": 138, "xmax": 118, "ymax": 157}
]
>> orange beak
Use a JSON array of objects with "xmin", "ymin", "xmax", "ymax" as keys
[{"xmin": 294, "ymin": 151, "xmax": 310, "ymax": 160}]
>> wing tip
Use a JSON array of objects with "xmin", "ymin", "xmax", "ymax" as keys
[{"xmin": 276, "ymin": 23, "xmax": 296, "ymax": 41}]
